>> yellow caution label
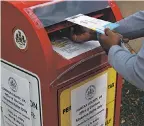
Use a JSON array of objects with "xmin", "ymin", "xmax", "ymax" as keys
[
  {"xmin": 105, "ymin": 101, "xmax": 115, "ymax": 126},
  {"xmin": 59, "ymin": 68, "xmax": 116, "ymax": 126},
  {"xmin": 107, "ymin": 68, "xmax": 117, "ymax": 104}
]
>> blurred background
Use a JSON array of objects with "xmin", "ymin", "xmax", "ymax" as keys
[
  {"xmin": 116, "ymin": 1, "xmax": 144, "ymax": 126},
  {"xmin": 116, "ymin": 1, "xmax": 143, "ymax": 53}
]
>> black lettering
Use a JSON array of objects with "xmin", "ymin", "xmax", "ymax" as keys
[
  {"xmin": 31, "ymin": 100, "xmax": 38, "ymax": 110},
  {"xmin": 21, "ymin": 107, "xmax": 27, "ymax": 114},
  {"xmin": 76, "ymin": 113, "xmax": 89, "ymax": 122},
  {"xmin": 2, "ymin": 100, "xmax": 30, "ymax": 120},
  {"xmin": 79, "ymin": 109, "xmax": 87, "ymax": 115},
  {"xmin": 8, "ymin": 109, "xmax": 13, "ymax": 115},
  {"xmin": 90, "ymin": 101, "xmax": 100, "ymax": 109},
  {"xmin": 99, "ymin": 95, "xmax": 102, "ymax": 99},
  {"xmin": 108, "ymin": 83, "xmax": 114, "ymax": 89},
  {"xmin": 5, "ymin": 93, "xmax": 13, "ymax": 101},
  {"xmin": 4, "ymin": 115, "xmax": 18, "ymax": 126},
  {"xmin": 88, "ymin": 98, "xmax": 98, "ymax": 105},
  {"xmin": 2, "ymin": 87, "xmax": 21, "ymax": 100},
  {"xmin": 105, "ymin": 119, "xmax": 111, "ymax": 125},
  {"xmin": 8, "ymin": 113, "xmax": 16, "ymax": 121},
  {"xmin": 18, "ymin": 116, "xmax": 24, "ymax": 122},
  {"xmin": 63, "ymin": 106, "xmax": 71, "ymax": 114},
  {"xmin": 93, "ymin": 118, "xmax": 99, "ymax": 123},
  {"xmin": 14, "ymin": 113, "xmax": 17, "ymax": 118},
  {"xmin": 3, "ymin": 96, "xmax": 21, "ymax": 109},
  {"xmin": 22, "ymin": 99, "xmax": 26, "ymax": 103},
  {"xmin": 16, "ymin": 119, "xmax": 24, "ymax": 126},
  {"xmin": 31, "ymin": 112, "xmax": 36, "ymax": 119},
  {"xmin": 89, "ymin": 108, "xmax": 97, "ymax": 115},
  {"xmin": 97, "ymin": 105, "xmax": 102, "ymax": 109},
  {"xmin": 14, "ymin": 98, "xmax": 24, "ymax": 106},
  {"xmin": 76, "ymin": 104, "xmax": 87, "ymax": 112}
]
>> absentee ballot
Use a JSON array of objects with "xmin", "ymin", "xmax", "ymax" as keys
[{"xmin": 66, "ymin": 14, "xmax": 119, "ymax": 34}]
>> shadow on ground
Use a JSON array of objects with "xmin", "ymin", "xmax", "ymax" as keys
[{"xmin": 120, "ymin": 81, "xmax": 144, "ymax": 126}]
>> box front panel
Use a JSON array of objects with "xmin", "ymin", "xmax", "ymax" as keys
[{"xmin": 59, "ymin": 68, "xmax": 116, "ymax": 126}]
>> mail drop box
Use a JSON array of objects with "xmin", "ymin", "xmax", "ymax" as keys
[{"xmin": 1, "ymin": 1, "xmax": 123, "ymax": 126}]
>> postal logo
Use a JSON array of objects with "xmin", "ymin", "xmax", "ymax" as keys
[
  {"xmin": 13, "ymin": 29, "xmax": 28, "ymax": 50},
  {"xmin": 8, "ymin": 77, "xmax": 18, "ymax": 92},
  {"xmin": 85, "ymin": 85, "xmax": 96, "ymax": 100}
]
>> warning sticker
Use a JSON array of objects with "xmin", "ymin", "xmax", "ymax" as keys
[
  {"xmin": 1, "ymin": 60, "xmax": 43, "ymax": 126},
  {"xmin": 105, "ymin": 101, "xmax": 115, "ymax": 126},
  {"xmin": 52, "ymin": 37, "xmax": 100, "ymax": 59},
  {"xmin": 107, "ymin": 68, "xmax": 116, "ymax": 104},
  {"xmin": 71, "ymin": 73, "xmax": 107, "ymax": 126},
  {"xmin": 66, "ymin": 14, "xmax": 119, "ymax": 34},
  {"xmin": 2, "ymin": 67, "xmax": 32, "ymax": 126},
  {"xmin": 59, "ymin": 68, "xmax": 117, "ymax": 126}
]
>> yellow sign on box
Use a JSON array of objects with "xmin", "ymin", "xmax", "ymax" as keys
[
  {"xmin": 105, "ymin": 101, "xmax": 115, "ymax": 126},
  {"xmin": 107, "ymin": 68, "xmax": 117, "ymax": 104},
  {"xmin": 59, "ymin": 68, "xmax": 116, "ymax": 126}
]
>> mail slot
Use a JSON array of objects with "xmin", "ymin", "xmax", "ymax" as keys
[{"xmin": 1, "ymin": 1, "xmax": 123, "ymax": 126}]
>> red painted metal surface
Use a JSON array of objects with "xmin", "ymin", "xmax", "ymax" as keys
[
  {"xmin": 2, "ymin": 1, "xmax": 123, "ymax": 126},
  {"xmin": 115, "ymin": 75, "xmax": 123, "ymax": 126},
  {"xmin": 10, "ymin": 1, "xmax": 48, "ymax": 7},
  {"xmin": 2, "ymin": 2, "xmax": 56, "ymax": 126},
  {"xmin": 108, "ymin": 0, "xmax": 123, "ymax": 21}
]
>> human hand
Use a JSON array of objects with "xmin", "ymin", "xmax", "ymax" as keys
[
  {"xmin": 113, "ymin": 30, "xmax": 129, "ymax": 43},
  {"xmin": 69, "ymin": 27, "xmax": 97, "ymax": 43},
  {"xmin": 99, "ymin": 28, "xmax": 129, "ymax": 54}
]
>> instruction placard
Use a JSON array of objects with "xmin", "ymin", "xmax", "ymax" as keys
[
  {"xmin": 1, "ymin": 60, "xmax": 43, "ymax": 126},
  {"xmin": 66, "ymin": 14, "xmax": 119, "ymax": 34},
  {"xmin": 71, "ymin": 73, "xmax": 107, "ymax": 126},
  {"xmin": 52, "ymin": 37, "xmax": 100, "ymax": 59},
  {"xmin": 1, "ymin": 67, "xmax": 32, "ymax": 126}
]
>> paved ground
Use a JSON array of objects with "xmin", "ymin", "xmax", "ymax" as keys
[{"xmin": 116, "ymin": 2, "xmax": 144, "ymax": 126}]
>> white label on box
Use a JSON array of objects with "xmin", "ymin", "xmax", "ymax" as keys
[
  {"xmin": 71, "ymin": 73, "xmax": 107, "ymax": 126},
  {"xmin": 2, "ymin": 67, "xmax": 32, "ymax": 126},
  {"xmin": 1, "ymin": 60, "xmax": 43, "ymax": 126},
  {"xmin": 66, "ymin": 14, "xmax": 119, "ymax": 34},
  {"xmin": 52, "ymin": 37, "xmax": 100, "ymax": 59}
]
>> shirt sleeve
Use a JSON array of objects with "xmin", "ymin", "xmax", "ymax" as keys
[
  {"xmin": 108, "ymin": 42, "xmax": 144, "ymax": 90},
  {"xmin": 115, "ymin": 11, "xmax": 144, "ymax": 39}
]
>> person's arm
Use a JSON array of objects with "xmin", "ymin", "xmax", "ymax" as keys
[
  {"xmin": 99, "ymin": 28, "xmax": 144, "ymax": 90},
  {"xmin": 108, "ymin": 43, "xmax": 144, "ymax": 89},
  {"xmin": 115, "ymin": 11, "xmax": 144, "ymax": 39},
  {"xmin": 109, "ymin": 11, "xmax": 144, "ymax": 89}
]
